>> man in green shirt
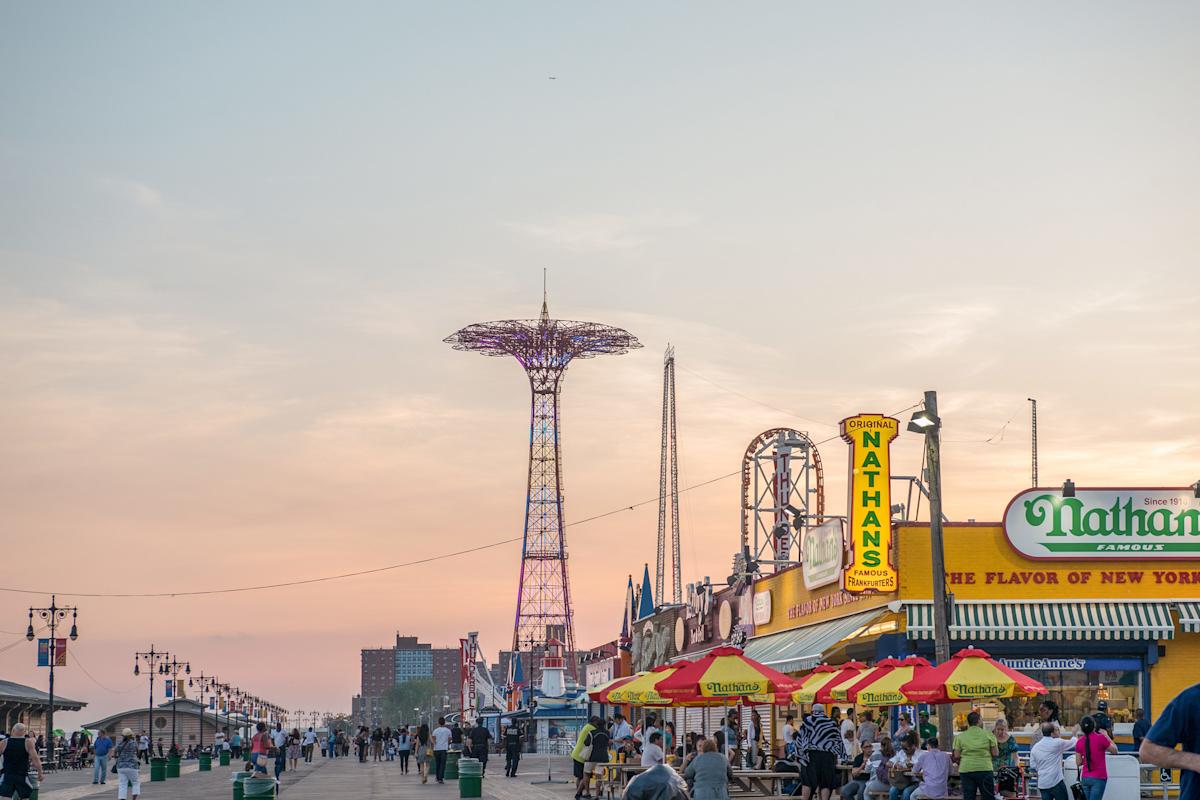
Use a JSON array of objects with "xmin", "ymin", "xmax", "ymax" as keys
[
  {"xmin": 953, "ymin": 712, "xmax": 999, "ymax": 800},
  {"xmin": 918, "ymin": 711, "xmax": 937, "ymax": 746}
]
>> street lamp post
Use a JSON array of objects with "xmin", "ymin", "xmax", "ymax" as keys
[
  {"xmin": 908, "ymin": 390, "xmax": 953, "ymax": 746},
  {"xmin": 25, "ymin": 595, "xmax": 79, "ymax": 767},
  {"xmin": 134, "ymin": 646, "xmax": 170, "ymax": 757},
  {"xmin": 192, "ymin": 674, "xmax": 216, "ymax": 752},
  {"xmin": 163, "ymin": 656, "xmax": 191, "ymax": 754}
]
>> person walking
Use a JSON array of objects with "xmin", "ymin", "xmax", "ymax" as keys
[
  {"xmin": 431, "ymin": 717, "xmax": 452, "ymax": 784},
  {"xmin": 1029, "ymin": 724, "xmax": 1078, "ymax": 800},
  {"xmin": 416, "ymin": 723, "xmax": 432, "ymax": 783},
  {"xmin": 92, "ymin": 729, "xmax": 113, "ymax": 785},
  {"xmin": 0, "ymin": 723, "xmax": 44, "ymax": 800},
  {"xmin": 952, "ymin": 712, "xmax": 999, "ymax": 800},
  {"xmin": 683, "ymin": 738, "xmax": 733, "ymax": 800},
  {"xmin": 371, "ymin": 727, "xmax": 384, "ymax": 762},
  {"xmin": 798, "ymin": 703, "xmax": 848, "ymax": 800},
  {"xmin": 249, "ymin": 722, "xmax": 271, "ymax": 777},
  {"xmin": 1075, "ymin": 715, "xmax": 1117, "ymax": 800},
  {"xmin": 503, "ymin": 723, "xmax": 522, "ymax": 777},
  {"xmin": 397, "ymin": 726, "xmax": 412, "ymax": 774},
  {"xmin": 303, "ymin": 727, "xmax": 316, "ymax": 763},
  {"xmin": 136, "ymin": 731, "xmax": 150, "ymax": 765},
  {"xmin": 1139, "ymin": 682, "xmax": 1200, "ymax": 800},
  {"xmin": 287, "ymin": 729, "xmax": 301, "ymax": 771},
  {"xmin": 571, "ymin": 716, "xmax": 598, "ymax": 800},
  {"xmin": 112, "ymin": 728, "xmax": 141, "ymax": 800},
  {"xmin": 469, "ymin": 721, "xmax": 493, "ymax": 775},
  {"xmin": 230, "ymin": 730, "xmax": 242, "ymax": 761},
  {"xmin": 272, "ymin": 723, "xmax": 287, "ymax": 780},
  {"xmin": 1131, "ymin": 710, "xmax": 1150, "ymax": 752}
]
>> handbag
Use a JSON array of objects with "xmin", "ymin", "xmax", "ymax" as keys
[{"xmin": 1070, "ymin": 783, "xmax": 1086, "ymax": 800}]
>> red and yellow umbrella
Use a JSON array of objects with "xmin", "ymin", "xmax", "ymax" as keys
[
  {"xmin": 588, "ymin": 673, "xmax": 640, "ymax": 703},
  {"xmin": 811, "ymin": 661, "xmax": 871, "ymax": 705},
  {"xmin": 607, "ymin": 663, "xmax": 689, "ymax": 706},
  {"xmin": 787, "ymin": 664, "xmax": 839, "ymax": 704},
  {"xmin": 656, "ymin": 646, "xmax": 803, "ymax": 703},
  {"xmin": 826, "ymin": 657, "xmax": 902, "ymax": 703},
  {"xmin": 843, "ymin": 656, "xmax": 934, "ymax": 707},
  {"xmin": 900, "ymin": 647, "xmax": 1047, "ymax": 704}
]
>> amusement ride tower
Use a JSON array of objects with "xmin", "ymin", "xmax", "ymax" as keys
[{"xmin": 445, "ymin": 291, "xmax": 640, "ymax": 680}]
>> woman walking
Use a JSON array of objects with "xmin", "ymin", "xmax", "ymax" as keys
[
  {"xmin": 1075, "ymin": 716, "xmax": 1117, "ymax": 800},
  {"xmin": 397, "ymin": 726, "xmax": 412, "ymax": 774},
  {"xmin": 114, "ymin": 728, "xmax": 140, "ymax": 800},
  {"xmin": 416, "ymin": 724, "xmax": 432, "ymax": 783},
  {"xmin": 287, "ymin": 729, "xmax": 301, "ymax": 771}
]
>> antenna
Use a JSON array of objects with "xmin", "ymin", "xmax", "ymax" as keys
[
  {"xmin": 655, "ymin": 346, "xmax": 682, "ymax": 605},
  {"xmin": 1028, "ymin": 398, "xmax": 1038, "ymax": 487}
]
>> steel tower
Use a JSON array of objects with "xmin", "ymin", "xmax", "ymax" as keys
[
  {"xmin": 445, "ymin": 292, "xmax": 640, "ymax": 679},
  {"xmin": 655, "ymin": 346, "xmax": 682, "ymax": 606}
]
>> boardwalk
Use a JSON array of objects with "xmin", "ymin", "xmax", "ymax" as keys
[{"xmin": 37, "ymin": 754, "xmax": 582, "ymax": 800}]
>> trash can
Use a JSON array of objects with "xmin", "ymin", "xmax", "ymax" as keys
[
  {"xmin": 220, "ymin": 749, "xmax": 232, "ymax": 766},
  {"xmin": 167, "ymin": 753, "xmax": 181, "ymax": 778},
  {"xmin": 459, "ymin": 757, "xmax": 482, "ymax": 798},
  {"xmin": 243, "ymin": 776, "xmax": 276, "ymax": 798},
  {"xmin": 150, "ymin": 756, "xmax": 167, "ymax": 781},
  {"xmin": 232, "ymin": 771, "xmax": 251, "ymax": 800},
  {"xmin": 200, "ymin": 751, "xmax": 213, "ymax": 771},
  {"xmin": 446, "ymin": 750, "xmax": 461, "ymax": 780}
]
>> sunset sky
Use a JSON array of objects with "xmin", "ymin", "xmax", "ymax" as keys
[{"xmin": 2, "ymin": 2, "xmax": 1198, "ymax": 729}]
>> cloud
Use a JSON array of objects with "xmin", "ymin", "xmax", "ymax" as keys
[
  {"xmin": 505, "ymin": 211, "xmax": 695, "ymax": 252},
  {"xmin": 888, "ymin": 301, "xmax": 1000, "ymax": 361},
  {"xmin": 97, "ymin": 176, "xmax": 164, "ymax": 211}
]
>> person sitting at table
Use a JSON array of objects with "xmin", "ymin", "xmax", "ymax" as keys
[
  {"xmin": 888, "ymin": 732, "xmax": 920, "ymax": 800},
  {"xmin": 865, "ymin": 740, "xmax": 896, "ymax": 800},
  {"xmin": 910, "ymin": 737, "xmax": 952, "ymax": 800},
  {"xmin": 684, "ymin": 738, "xmax": 734, "ymax": 800},
  {"xmin": 840, "ymin": 741, "xmax": 876, "ymax": 800},
  {"xmin": 642, "ymin": 732, "xmax": 666, "ymax": 768}
]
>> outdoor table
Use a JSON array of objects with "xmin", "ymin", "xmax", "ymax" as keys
[
  {"xmin": 607, "ymin": 763, "xmax": 651, "ymax": 787},
  {"xmin": 730, "ymin": 770, "xmax": 796, "ymax": 796}
]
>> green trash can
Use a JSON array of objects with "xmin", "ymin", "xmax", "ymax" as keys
[
  {"xmin": 232, "ymin": 771, "xmax": 251, "ymax": 800},
  {"xmin": 220, "ymin": 749, "xmax": 232, "ymax": 766},
  {"xmin": 200, "ymin": 751, "xmax": 213, "ymax": 771},
  {"xmin": 167, "ymin": 753, "xmax": 181, "ymax": 778},
  {"xmin": 446, "ymin": 750, "xmax": 461, "ymax": 780},
  {"xmin": 150, "ymin": 757, "xmax": 167, "ymax": 782},
  {"xmin": 244, "ymin": 776, "xmax": 276, "ymax": 798},
  {"xmin": 458, "ymin": 757, "xmax": 482, "ymax": 798}
]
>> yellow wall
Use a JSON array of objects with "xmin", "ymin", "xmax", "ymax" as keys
[
  {"xmin": 898, "ymin": 524, "xmax": 1200, "ymax": 600},
  {"xmin": 752, "ymin": 564, "xmax": 896, "ymax": 636},
  {"xmin": 1150, "ymin": 626, "xmax": 1200, "ymax": 718}
]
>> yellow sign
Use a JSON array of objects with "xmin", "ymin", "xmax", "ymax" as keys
[
  {"xmin": 751, "ymin": 566, "xmax": 896, "ymax": 636},
  {"xmin": 840, "ymin": 414, "xmax": 900, "ymax": 593}
]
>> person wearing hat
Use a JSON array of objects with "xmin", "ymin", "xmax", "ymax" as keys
[
  {"xmin": 1092, "ymin": 701, "xmax": 1114, "ymax": 737},
  {"xmin": 797, "ymin": 704, "xmax": 847, "ymax": 800},
  {"xmin": 114, "ymin": 728, "xmax": 141, "ymax": 800},
  {"xmin": 917, "ymin": 712, "xmax": 937, "ymax": 749}
]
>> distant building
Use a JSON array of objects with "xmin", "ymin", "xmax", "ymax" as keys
[
  {"xmin": 0, "ymin": 678, "xmax": 86, "ymax": 734},
  {"xmin": 84, "ymin": 699, "xmax": 236, "ymax": 747},
  {"xmin": 357, "ymin": 635, "xmax": 477, "ymax": 725}
]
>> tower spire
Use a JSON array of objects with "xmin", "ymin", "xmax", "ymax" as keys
[{"xmin": 540, "ymin": 269, "xmax": 549, "ymax": 322}]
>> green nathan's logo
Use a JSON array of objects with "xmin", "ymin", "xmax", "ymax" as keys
[{"xmin": 1004, "ymin": 489, "xmax": 1200, "ymax": 559}]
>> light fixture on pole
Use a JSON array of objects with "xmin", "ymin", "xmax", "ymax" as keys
[
  {"xmin": 26, "ymin": 595, "xmax": 79, "ymax": 767},
  {"xmin": 1192, "ymin": 481, "xmax": 1199, "ymax": 499},
  {"xmin": 908, "ymin": 392, "xmax": 953, "ymax": 748},
  {"xmin": 134, "ymin": 646, "xmax": 170, "ymax": 754}
]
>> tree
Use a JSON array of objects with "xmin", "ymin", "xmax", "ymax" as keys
[{"xmin": 380, "ymin": 680, "xmax": 445, "ymax": 727}]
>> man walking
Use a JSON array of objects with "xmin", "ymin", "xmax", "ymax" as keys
[
  {"xmin": 431, "ymin": 717, "xmax": 452, "ymax": 784},
  {"xmin": 1029, "ymin": 724, "xmax": 1078, "ymax": 800},
  {"xmin": 503, "ymin": 722, "xmax": 523, "ymax": 777},
  {"xmin": 469, "ymin": 721, "xmax": 493, "ymax": 775},
  {"xmin": 303, "ymin": 727, "xmax": 317, "ymax": 763},
  {"xmin": 0, "ymin": 723, "xmax": 45, "ymax": 800},
  {"xmin": 92, "ymin": 729, "xmax": 113, "ymax": 785},
  {"xmin": 137, "ymin": 731, "xmax": 150, "ymax": 764},
  {"xmin": 272, "ymin": 722, "xmax": 287, "ymax": 780}
]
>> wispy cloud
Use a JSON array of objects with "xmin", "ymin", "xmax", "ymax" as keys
[
  {"xmin": 505, "ymin": 211, "xmax": 695, "ymax": 252},
  {"xmin": 97, "ymin": 176, "xmax": 164, "ymax": 211}
]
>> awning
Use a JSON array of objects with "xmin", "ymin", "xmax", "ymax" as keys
[
  {"xmin": 743, "ymin": 608, "xmax": 889, "ymax": 673},
  {"xmin": 905, "ymin": 601, "xmax": 1175, "ymax": 641},
  {"xmin": 1177, "ymin": 602, "xmax": 1200, "ymax": 633}
]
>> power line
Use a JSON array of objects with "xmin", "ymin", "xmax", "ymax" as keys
[{"xmin": 0, "ymin": 403, "xmax": 921, "ymax": 600}]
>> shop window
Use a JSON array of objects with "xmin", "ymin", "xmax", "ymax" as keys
[{"xmin": 1001, "ymin": 669, "xmax": 1141, "ymax": 731}]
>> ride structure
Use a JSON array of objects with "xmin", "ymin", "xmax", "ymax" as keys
[
  {"xmin": 655, "ymin": 346, "xmax": 683, "ymax": 607},
  {"xmin": 445, "ymin": 289, "xmax": 641, "ymax": 681}
]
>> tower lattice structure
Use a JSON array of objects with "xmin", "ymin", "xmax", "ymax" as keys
[
  {"xmin": 655, "ymin": 346, "xmax": 682, "ymax": 606},
  {"xmin": 445, "ymin": 294, "xmax": 640, "ymax": 680}
]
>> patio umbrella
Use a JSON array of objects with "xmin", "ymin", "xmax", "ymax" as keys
[
  {"xmin": 588, "ymin": 673, "xmax": 641, "ymax": 703},
  {"xmin": 825, "ymin": 657, "xmax": 902, "ymax": 703},
  {"xmin": 656, "ymin": 646, "xmax": 803, "ymax": 703},
  {"xmin": 900, "ymin": 646, "xmax": 1047, "ymax": 704},
  {"xmin": 787, "ymin": 664, "xmax": 839, "ymax": 704},
  {"xmin": 607, "ymin": 663, "xmax": 689, "ymax": 706},
  {"xmin": 810, "ymin": 660, "xmax": 871, "ymax": 704},
  {"xmin": 842, "ymin": 656, "xmax": 934, "ymax": 707}
]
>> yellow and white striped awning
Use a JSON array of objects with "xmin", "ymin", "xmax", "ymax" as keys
[
  {"xmin": 905, "ymin": 601, "xmax": 1175, "ymax": 641},
  {"xmin": 1177, "ymin": 602, "xmax": 1200, "ymax": 633}
]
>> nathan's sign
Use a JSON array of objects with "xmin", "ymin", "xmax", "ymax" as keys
[
  {"xmin": 841, "ymin": 414, "xmax": 900, "ymax": 592},
  {"xmin": 803, "ymin": 519, "xmax": 844, "ymax": 590},
  {"xmin": 1004, "ymin": 488, "xmax": 1200, "ymax": 559}
]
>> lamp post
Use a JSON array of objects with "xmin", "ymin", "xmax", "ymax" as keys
[
  {"xmin": 908, "ymin": 390, "xmax": 953, "ymax": 746},
  {"xmin": 25, "ymin": 596, "xmax": 79, "ymax": 766},
  {"xmin": 163, "ymin": 656, "xmax": 190, "ymax": 754},
  {"xmin": 192, "ymin": 674, "xmax": 217, "ymax": 752},
  {"xmin": 134, "ymin": 646, "xmax": 170, "ymax": 757}
]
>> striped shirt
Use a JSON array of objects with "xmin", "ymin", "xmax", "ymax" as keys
[{"xmin": 797, "ymin": 713, "xmax": 846, "ymax": 762}]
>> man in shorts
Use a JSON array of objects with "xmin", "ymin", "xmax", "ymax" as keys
[{"xmin": 0, "ymin": 724, "xmax": 45, "ymax": 800}]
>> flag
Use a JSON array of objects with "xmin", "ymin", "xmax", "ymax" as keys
[{"xmin": 165, "ymin": 681, "xmax": 174, "ymax": 699}]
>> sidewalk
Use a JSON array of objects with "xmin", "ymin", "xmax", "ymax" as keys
[{"xmin": 38, "ymin": 756, "xmax": 329, "ymax": 800}]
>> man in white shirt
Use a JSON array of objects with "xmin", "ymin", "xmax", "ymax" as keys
[
  {"xmin": 911, "ymin": 739, "xmax": 952, "ymax": 800},
  {"xmin": 432, "ymin": 717, "xmax": 453, "ymax": 784},
  {"xmin": 214, "ymin": 729, "xmax": 226, "ymax": 754},
  {"xmin": 641, "ymin": 732, "xmax": 665, "ymax": 767},
  {"xmin": 303, "ymin": 728, "xmax": 317, "ymax": 762},
  {"xmin": 1029, "ymin": 724, "xmax": 1078, "ymax": 800},
  {"xmin": 138, "ymin": 733, "xmax": 150, "ymax": 764},
  {"xmin": 609, "ymin": 713, "xmax": 633, "ymax": 756},
  {"xmin": 783, "ymin": 714, "xmax": 797, "ymax": 746}
]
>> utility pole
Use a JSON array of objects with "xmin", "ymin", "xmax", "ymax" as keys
[
  {"xmin": 25, "ymin": 596, "xmax": 79, "ymax": 767},
  {"xmin": 1028, "ymin": 398, "xmax": 1038, "ymax": 487}
]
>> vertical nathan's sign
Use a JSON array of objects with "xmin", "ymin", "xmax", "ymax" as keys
[{"xmin": 840, "ymin": 414, "xmax": 900, "ymax": 593}]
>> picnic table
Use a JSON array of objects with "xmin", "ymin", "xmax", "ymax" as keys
[{"xmin": 729, "ymin": 770, "xmax": 797, "ymax": 796}]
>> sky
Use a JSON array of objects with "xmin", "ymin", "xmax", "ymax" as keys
[{"xmin": 1, "ymin": 1, "xmax": 1198, "ymax": 730}]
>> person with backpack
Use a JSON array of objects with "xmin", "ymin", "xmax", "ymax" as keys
[{"xmin": 571, "ymin": 716, "xmax": 605, "ymax": 800}]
